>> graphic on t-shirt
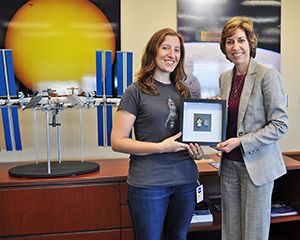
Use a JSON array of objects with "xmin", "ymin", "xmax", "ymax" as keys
[
  {"xmin": 193, "ymin": 113, "xmax": 211, "ymax": 132},
  {"xmin": 165, "ymin": 98, "xmax": 177, "ymax": 129}
]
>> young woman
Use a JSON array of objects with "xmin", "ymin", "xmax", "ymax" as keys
[{"xmin": 111, "ymin": 28, "xmax": 203, "ymax": 240}]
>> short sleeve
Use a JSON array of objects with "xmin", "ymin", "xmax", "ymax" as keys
[{"xmin": 118, "ymin": 83, "xmax": 140, "ymax": 116}]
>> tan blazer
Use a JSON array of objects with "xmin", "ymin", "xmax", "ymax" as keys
[{"xmin": 219, "ymin": 58, "xmax": 288, "ymax": 186}]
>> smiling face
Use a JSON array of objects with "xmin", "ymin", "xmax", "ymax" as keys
[
  {"xmin": 225, "ymin": 28, "xmax": 251, "ymax": 71},
  {"xmin": 154, "ymin": 35, "xmax": 181, "ymax": 75}
]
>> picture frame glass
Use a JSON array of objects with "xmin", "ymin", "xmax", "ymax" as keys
[{"xmin": 180, "ymin": 99, "xmax": 226, "ymax": 145}]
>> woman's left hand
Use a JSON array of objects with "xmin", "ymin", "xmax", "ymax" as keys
[
  {"xmin": 214, "ymin": 137, "xmax": 241, "ymax": 153},
  {"xmin": 187, "ymin": 143, "xmax": 205, "ymax": 160}
]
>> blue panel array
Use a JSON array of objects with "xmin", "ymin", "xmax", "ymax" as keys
[
  {"xmin": 97, "ymin": 104, "xmax": 113, "ymax": 147},
  {"xmin": 1, "ymin": 107, "xmax": 13, "ymax": 151},
  {"xmin": 105, "ymin": 51, "xmax": 113, "ymax": 97},
  {"xmin": 127, "ymin": 52, "xmax": 133, "ymax": 86},
  {"xmin": 116, "ymin": 51, "xmax": 123, "ymax": 97},
  {"xmin": 11, "ymin": 106, "xmax": 22, "ymax": 150},
  {"xmin": 96, "ymin": 51, "xmax": 103, "ymax": 97},
  {"xmin": 5, "ymin": 50, "xmax": 17, "ymax": 97},
  {"xmin": 95, "ymin": 50, "xmax": 133, "ymax": 146},
  {"xmin": 0, "ymin": 52, "xmax": 6, "ymax": 97},
  {"xmin": 106, "ymin": 105, "xmax": 112, "ymax": 146},
  {"xmin": 97, "ymin": 105, "xmax": 104, "ymax": 146},
  {"xmin": 0, "ymin": 49, "xmax": 22, "ymax": 151}
]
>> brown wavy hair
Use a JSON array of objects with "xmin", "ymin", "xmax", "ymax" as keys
[
  {"xmin": 135, "ymin": 28, "xmax": 189, "ymax": 97},
  {"xmin": 220, "ymin": 16, "xmax": 258, "ymax": 60}
]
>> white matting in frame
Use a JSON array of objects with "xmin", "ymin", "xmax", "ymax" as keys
[{"xmin": 180, "ymin": 99, "xmax": 227, "ymax": 146}]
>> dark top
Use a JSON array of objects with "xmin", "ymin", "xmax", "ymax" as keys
[
  {"xmin": 118, "ymin": 80, "xmax": 199, "ymax": 187},
  {"xmin": 223, "ymin": 74, "xmax": 245, "ymax": 162}
]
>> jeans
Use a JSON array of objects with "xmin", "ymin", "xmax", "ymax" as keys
[{"xmin": 127, "ymin": 181, "xmax": 197, "ymax": 240}]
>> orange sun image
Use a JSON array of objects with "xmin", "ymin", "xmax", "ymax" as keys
[{"xmin": 5, "ymin": 0, "xmax": 116, "ymax": 95}]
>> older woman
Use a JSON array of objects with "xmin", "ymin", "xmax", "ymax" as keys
[{"xmin": 216, "ymin": 16, "xmax": 288, "ymax": 240}]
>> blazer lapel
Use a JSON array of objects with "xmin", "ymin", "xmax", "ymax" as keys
[
  {"xmin": 237, "ymin": 59, "xmax": 257, "ymax": 130},
  {"xmin": 222, "ymin": 71, "xmax": 233, "ymax": 101}
]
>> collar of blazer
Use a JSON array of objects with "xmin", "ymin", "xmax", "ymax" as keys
[{"xmin": 223, "ymin": 58, "xmax": 258, "ymax": 130}]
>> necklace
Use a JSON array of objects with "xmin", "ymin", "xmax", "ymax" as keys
[{"xmin": 233, "ymin": 74, "xmax": 246, "ymax": 99}]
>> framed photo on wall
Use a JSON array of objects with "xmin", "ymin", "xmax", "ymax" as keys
[
  {"xmin": 177, "ymin": 0, "xmax": 281, "ymax": 99},
  {"xmin": 0, "ymin": 0, "xmax": 120, "ymax": 96},
  {"xmin": 180, "ymin": 99, "xmax": 227, "ymax": 146}
]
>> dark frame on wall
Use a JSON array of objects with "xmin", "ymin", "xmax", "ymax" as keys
[{"xmin": 0, "ymin": 0, "xmax": 120, "ymax": 96}]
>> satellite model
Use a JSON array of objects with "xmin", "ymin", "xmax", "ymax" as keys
[{"xmin": 0, "ymin": 49, "xmax": 133, "ymax": 178}]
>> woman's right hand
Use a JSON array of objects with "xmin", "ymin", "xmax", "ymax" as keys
[
  {"xmin": 158, "ymin": 132, "xmax": 188, "ymax": 153},
  {"xmin": 210, "ymin": 96, "xmax": 222, "ymax": 100},
  {"xmin": 187, "ymin": 143, "xmax": 205, "ymax": 160}
]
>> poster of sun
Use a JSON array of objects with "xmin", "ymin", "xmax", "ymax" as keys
[
  {"xmin": 0, "ymin": 0, "xmax": 120, "ymax": 96},
  {"xmin": 177, "ymin": 0, "xmax": 281, "ymax": 98}
]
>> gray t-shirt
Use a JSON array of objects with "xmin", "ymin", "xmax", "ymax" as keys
[{"xmin": 118, "ymin": 80, "xmax": 199, "ymax": 187}]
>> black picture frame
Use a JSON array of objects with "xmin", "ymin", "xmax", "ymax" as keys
[{"xmin": 180, "ymin": 98, "xmax": 227, "ymax": 146}]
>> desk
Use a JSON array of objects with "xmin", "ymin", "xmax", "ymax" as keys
[
  {"xmin": 0, "ymin": 159, "xmax": 129, "ymax": 240},
  {"xmin": 0, "ymin": 155, "xmax": 299, "ymax": 240}
]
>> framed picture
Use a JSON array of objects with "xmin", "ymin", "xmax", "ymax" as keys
[
  {"xmin": 0, "ymin": 0, "xmax": 120, "ymax": 96},
  {"xmin": 178, "ymin": 0, "xmax": 281, "ymax": 99},
  {"xmin": 180, "ymin": 99, "xmax": 227, "ymax": 146}
]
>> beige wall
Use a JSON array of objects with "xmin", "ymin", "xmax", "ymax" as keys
[
  {"xmin": 121, "ymin": 0, "xmax": 300, "ymax": 152},
  {"xmin": 121, "ymin": 0, "xmax": 177, "ymax": 74},
  {"xmin": 0, "ymin": 0, "xmax": 298, "ymax": 163},
  {"xmin": 280, "ymin": 0, "xmax": 300, "ymax": 150}
]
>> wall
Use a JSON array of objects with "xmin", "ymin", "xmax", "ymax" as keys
[
  {"xmin": 121, "ymin": 0, "xmax": 300, "ymax": 152},
  {"xmin": 121, "ymin": 0, "xmax": 177, "ymax": 72},
  {"xmin": 0, "ymin": 0, "xmax": 299, "ymax": 163},
  {"xmin": 280, "ymin": 0, "xmax": 300, "ymax": 151}
]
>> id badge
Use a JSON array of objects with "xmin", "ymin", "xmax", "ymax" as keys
[{"xmin": 196, "ymin": 184, "xmax": 204, "ymax": 203}]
